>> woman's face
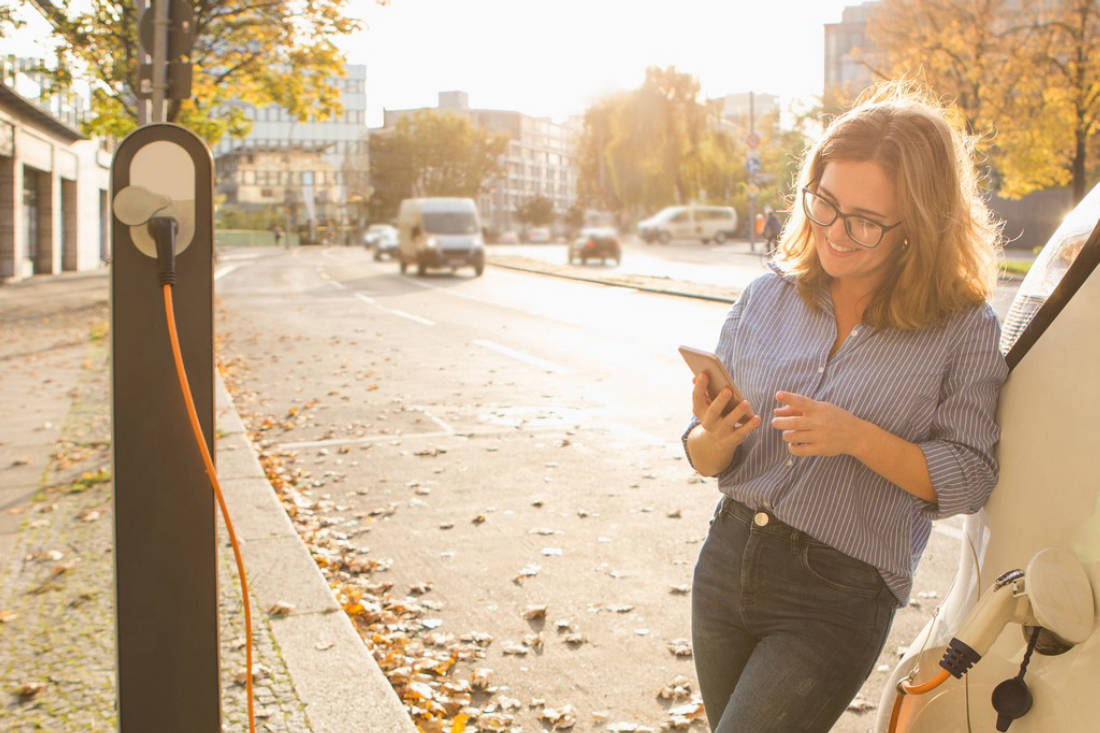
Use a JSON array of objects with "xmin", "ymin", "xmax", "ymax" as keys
[{"xmin": 809, "ymin": 160, "xmax": 903, "ymax": 293}]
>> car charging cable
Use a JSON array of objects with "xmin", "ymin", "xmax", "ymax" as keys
[{"xmin": 151, "ymin": 216, "xmax": 256, "ymax": 733}]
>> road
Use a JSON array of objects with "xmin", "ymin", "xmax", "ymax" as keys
[{"xmin": 215, "ymin": 242, "xmax": 1021, "ymax": 732}]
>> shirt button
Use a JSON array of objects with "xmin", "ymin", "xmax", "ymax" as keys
[
  {"xmin": 786, "ymin": 458, "xmax": 794, "ymax": 467},
  {"xmin": 817, "ymin": 366, "xmax": 825, "ymax": 373},
  {"xmin": 753, "ymin": 512, "xmax": 769, "ymax": 527}
]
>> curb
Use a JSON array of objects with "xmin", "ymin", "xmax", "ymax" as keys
[
  {"xmin": 214, "ymin": 376, "xmax": 417, "ymax": 733},
  {"xmin": 486, "ymin": 256, "xmax": 741, "ymax": 303}
]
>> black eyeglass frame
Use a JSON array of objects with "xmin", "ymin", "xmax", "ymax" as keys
[{"xmin": 800, "ymin": 187, "xmax": 903, "ymax": 249}]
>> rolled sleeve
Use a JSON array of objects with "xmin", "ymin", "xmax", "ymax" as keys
[{"xmin": 918, "ymin": 306, "xmax": 1008, "ymax": 519}]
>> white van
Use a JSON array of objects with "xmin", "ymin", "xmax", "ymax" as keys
[
  {"xmin": 638, "ymin": 205, "xmax": 738, "ymax": 245},
  {"xmin": 396, "ymin": 197, "xmax": 485, "ymax": 276}
]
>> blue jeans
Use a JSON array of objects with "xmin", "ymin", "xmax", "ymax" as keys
[{"xmin": 692, "ymin": 496, "xmax": 897, "ymax": 732}]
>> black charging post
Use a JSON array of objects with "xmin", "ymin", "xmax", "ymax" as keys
[{"xmin": 110, "ymin": 123, "xmax": 218, "ymax": 732}]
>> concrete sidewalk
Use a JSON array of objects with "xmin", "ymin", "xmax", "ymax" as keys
[{"xmin": 0, "ymin": 269, "xmax": 413, "ymax": 732}]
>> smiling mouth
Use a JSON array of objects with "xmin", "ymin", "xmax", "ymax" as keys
[{"xmin": 826, "ymin": 238, "xmax": 860, "ymax": 255}]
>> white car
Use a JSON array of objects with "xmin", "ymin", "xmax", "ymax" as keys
[
  {"xmin": 874, "ymin": 182, "xmax": 1100, "ymax": 733},
  {"xmin": 363, "ymin": 224, "xmax": 398, "ymax": 260},
  {"xmin": 528, "ymin": 227, "xmax": 551, "ymax": 244},
  {"xmin": 638, "ymin": 205, "xmax": 738, "ymax": 245}
]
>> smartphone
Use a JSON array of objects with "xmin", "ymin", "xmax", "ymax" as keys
[{"xmin": 679, "ymin": 345, "xmax": 750, "ymax": 417}]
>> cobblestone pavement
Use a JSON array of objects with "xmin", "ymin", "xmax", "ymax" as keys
[{"xmin": 0, "ymin": 273, "xmax": 311, "ymax": 732}]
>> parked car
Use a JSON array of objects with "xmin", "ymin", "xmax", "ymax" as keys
[
  {"xmin": 363, "ymin": 224, "xmax": 399, "ymax": 260},
  {"xmin": 528, "ymin": 227, "xmax": 552, "ymax": 244},
  {"xmin": 498, "ymin": 231, "xmax": 520, "ymax": 244},
  {"xmin": 568, "ymin": 227, "xmax": 621, "ymax": 265},
  {"xmin": 872, "ymin": 182, "xmax": 1100, "ymax": 733},
  {"xmin": 638, "ymin": 205, "xmax": 738, "ymax": 245},
  {"xmin": 396, "ymin": 197, "xmax": 485, "ymax": 277}
]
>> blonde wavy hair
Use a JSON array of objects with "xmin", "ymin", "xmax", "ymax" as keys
[{"xmin": 774, "ymin": 82, "xmax": 1002, "ymax": 330}]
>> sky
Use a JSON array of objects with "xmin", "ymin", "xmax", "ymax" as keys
[{"xmin": 345, "ymin": 0, "xmax": 865, "ymax": 128}]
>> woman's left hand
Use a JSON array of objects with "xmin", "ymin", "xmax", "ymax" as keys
[{"xmin": 771, "ymin": 391, "xmax": 867, "ymax": 457}]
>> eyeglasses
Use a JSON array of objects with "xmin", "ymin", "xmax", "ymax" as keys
[{"xmin": 801, "ymin": 187, "xmax": 903, "ymax": 249}]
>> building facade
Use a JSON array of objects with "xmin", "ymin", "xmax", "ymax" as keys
[
  {"xmin": 824, "ymin": 1, "xmax": 881, "ymax": 98},
  {"xmin": 212, "ymin": 65, "xmax": 369, "ymax": 238},
  {"xmin": 1, "ymin": 3, "xmax": 112, "ymax": 282},
  {"xmin": 382, "ymin": 91, "xmax": 578, "ymax": 233},
  {"xmin": 717, "ymin": 92, "xmax": 780, "ymax": 128}
]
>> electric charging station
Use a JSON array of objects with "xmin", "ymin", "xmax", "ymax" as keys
[{"xmin": 110, "ymin": 123, "xmax": 219, "ymax": 731}]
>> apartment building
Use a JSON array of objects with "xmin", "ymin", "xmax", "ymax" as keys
[
  {"xmin": 1, "ymin": 3, "xmax": 111, "ymax": 282},
  {"xmin": 824, "ymin": 1, "xmax": 881, "ymax": 98},
  {"xmin": 213, "ymin": 65, "xmax": 369, "ymax": 235},
  {"xmin": 382, "ymin": 91, "xmax": 578, "ymax": 233}
]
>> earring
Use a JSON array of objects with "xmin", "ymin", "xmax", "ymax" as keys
[{"xmin": 902, "ymin": 238, "xmax": 910, "ymax": 250}]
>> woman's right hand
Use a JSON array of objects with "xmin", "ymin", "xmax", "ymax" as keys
[{"xmin": 688, "ymin": 372, "xmax": 760, "ymax": 475}]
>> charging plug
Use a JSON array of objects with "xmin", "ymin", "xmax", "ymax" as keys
[{"xmin": 149, "ymin": 216, "xmax": 180, "ymax": 286}]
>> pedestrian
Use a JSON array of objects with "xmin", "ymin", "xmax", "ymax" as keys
[
  {"xmin": 762, "ymin": 206, "xmax": 782, "ymax": 253},
  {"xmin": 683, "ymin": 82, "xmax": 1006, "ymax": 733},
  {"xmin": 272, "ymin": 224, "xmax": 284, "ymax": 248}
]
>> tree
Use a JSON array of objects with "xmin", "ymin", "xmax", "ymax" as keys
[
  {"xmin": 577, "ymin": 66, "xmax": 749, "ymax": 218},
  {"xmin": 368, "ymin": 110, "xmax": 508, "ymax": 222},
  {"xmin": 869, "ymin": 0, "xmax": 1100, "ymax": 201},
  {"xmin": 515, "ymin": 196, "xmax": 555, "ymax": 227},
  {"xmin": 30, "ymin": 1, "xmax": 363, "ymax": 143},
  {"xmin": 1021, "ymin": 0, "xmax": 1100, "ymax": 201}
]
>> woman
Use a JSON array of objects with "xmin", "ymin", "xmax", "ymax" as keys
[{"xmin": 683, "ymin": 85, "xmax": 1007, "ymax": 732}]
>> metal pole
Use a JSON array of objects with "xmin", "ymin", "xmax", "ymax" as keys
[
  {"xmin": 135, "ymin": 0, "xmax": 148, "ymax": 126},
  {"xmin": 151, "ymin": 0, "xmax": 168, "ymax": 123},
  {"xmin": 748, "ymin": 92, "xmax": 756, "ymax": 252}
]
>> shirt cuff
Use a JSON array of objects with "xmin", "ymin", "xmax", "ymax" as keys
[{"xmin": 918, "ymin": 440, "xmax": 973, "ymax": 517}]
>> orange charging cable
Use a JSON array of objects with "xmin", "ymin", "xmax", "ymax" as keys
[
  {"xmin": 887, "ymin": 668, "xmax": 951, "ymax": 733},
  {"xmin": 163, "ymin": 283, "xmax": 256, "ymax": 733}
]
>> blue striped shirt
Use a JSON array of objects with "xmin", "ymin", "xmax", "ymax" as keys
[{"xmin": 684, "ymin": 270, "xmax": 1008, "ymax": 605}]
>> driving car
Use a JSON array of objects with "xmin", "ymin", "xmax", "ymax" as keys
[
  {"xmin": 363, "ymin": 224, "xmax": 399, "ymax": 260},
  {"xmin": 568, "ymin": 227, "xmax": 621, "ymax": 265},
  {"xmin": 396, "ymin": 197, "xmax": 486, "ymax": 277},
  {"xmin": 528, "ymin": 227, "xmax": 552, "ymax": 244}
]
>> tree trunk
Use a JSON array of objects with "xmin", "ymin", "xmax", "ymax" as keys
[{"xmin": 1073, "ymin": 124, "xmax": 1087, "ymax": 204}]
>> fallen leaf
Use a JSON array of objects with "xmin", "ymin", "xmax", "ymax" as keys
[
  {"xmin": 268, "ymin": 601, "xmax": 294, "ymax": 616},
  {"xmin": 16, "ymin": 681, "xmax": 45, "ymax": 700},
  {"xmin": 667, "ymin": 638, "xmax": 693, "ymax": 657},
  {"xmin": 523, "ymin": 604, "xmax": 547, "ymax": 620}
]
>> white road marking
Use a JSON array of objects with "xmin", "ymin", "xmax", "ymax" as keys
[
  {"xmin": 214, "ymin": 264, "xmax": 242, "ymax": 281},
  {"xmin": 353, "ymin": 292, "xmax": 435, "ymax": 326},
  {"xmin": 389, "ymin": 309, "xmax": 435, "ymax": 326},
  {"xmin": 218, "ymin": 251, "xmax": 265, "ymax": 262},
  {"xmin": 410, "ymin": 406, "xmax": 456, "ymax": 434},
  {"xmin": 472, "ymin": 339, "xmax": 566, "ymax": 373}
]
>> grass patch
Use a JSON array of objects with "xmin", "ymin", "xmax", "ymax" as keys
[
  {"xmin": 1001, "ymin": 259, "xmax": 1033, "ymax": 277},
  {"xmin": 89, "ymin": 322, "xmax": 108, "ymax": 342},
  {"xmin": 68, "ymin": 468, "xmax": 111, "ymax": 494}
]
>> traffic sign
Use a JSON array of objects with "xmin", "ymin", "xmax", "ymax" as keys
[
  {"xmin": 746, "ymin": 183, "xmax": 760, "ymax": 197},
  {"xmin": 139, "ymin": 0, "xmax": 195, "ymax": 61},
  {"xmin": 745, "ymin": 131, "xmax": 761, "ymax": 149},
  {"xmin": 746, "ymin": 157, "xmax": 762, "ymax": 175}
]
